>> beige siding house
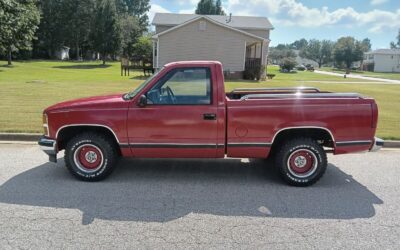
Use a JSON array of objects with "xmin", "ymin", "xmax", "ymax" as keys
[
  {"xmin": 152, "ymin": 13, "xmax": 273, "ymax": 79},
  {"xmin": 363, "ymin": 49, "xmax": 400, "ymax": 72}
]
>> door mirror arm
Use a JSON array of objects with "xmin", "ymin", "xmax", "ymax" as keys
[{"xmin": 138, "ymin": 94, "xmax": 147, "ymax": 107}]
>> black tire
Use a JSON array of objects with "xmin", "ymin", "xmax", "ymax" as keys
[
  {"xmin": 64, "ymin": 132, "xmax": 118, "ymax": 181},
  {"xmin": 275, "ymin": 138, "xmax": 327, "ymax": 186}
]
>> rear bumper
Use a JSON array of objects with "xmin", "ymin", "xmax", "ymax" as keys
[
  {"xmin": 38, "ymin": 136, "xmax": 57, "ymax": 162},
  {"xmin": 370, "ymin": 137, "xmax": 384, "ymax": 152}
]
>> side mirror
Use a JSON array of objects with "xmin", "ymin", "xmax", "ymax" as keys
[{"xmin": 138, "ymin": 94, "xmax": 147, "ymax": 107}]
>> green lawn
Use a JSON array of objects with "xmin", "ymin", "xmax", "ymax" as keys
[
  {"xmin": 321, "ymin": 67, "xmax": 400, "ymax": 81},
  {"xmin": 1, "ymin": 60, "xmax": 399, "ymax": 139}
]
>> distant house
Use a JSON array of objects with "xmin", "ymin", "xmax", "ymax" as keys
[
  {"xmin": 55, "ymin": 46, "xmax": 70, "ymax": 60},
  {"xmin": 363, "ymin": 49, "xmax": 400, "ymax": 72},
  {"xmin": 152, "ymin": 13, "xmax": 273, "ymax": 79}
]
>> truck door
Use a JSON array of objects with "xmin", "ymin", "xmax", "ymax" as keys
[{"xmin": 127, "ymin": 66, "xmax": 219, "ymax": 158}]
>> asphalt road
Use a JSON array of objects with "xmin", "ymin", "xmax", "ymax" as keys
[{"xmin": 0, "ymin": 143, "xmax": 399, "ymax": 249}]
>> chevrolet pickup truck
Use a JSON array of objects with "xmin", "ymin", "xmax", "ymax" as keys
[{"xmin": 39, "ymin": 61, "xmax": 383, "ymax": 186}]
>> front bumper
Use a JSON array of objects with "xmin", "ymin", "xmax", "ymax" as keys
[
  {"xmin": 370, "ymin": 137, "xmax": 384, "ymax": 152},
  {"xmin": 38, "ymin": 136, "xmax": 57, "ymax": 162}
]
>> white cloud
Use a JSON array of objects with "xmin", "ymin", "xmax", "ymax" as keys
[
  {"xmin": 225, "ymin": 0, "xmax": 400, "ymax": 33},
  {"xmin": 370, "ymin": 0, "xmax": 388, "ymax": 6},
  {"xmin": 148, "ymin": 4, "xmax": 171, "ymax": 23}
]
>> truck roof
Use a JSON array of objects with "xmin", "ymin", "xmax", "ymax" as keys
[{"xmin": 164, "ymin": 61, "xmax": 222, "ymax": 67}]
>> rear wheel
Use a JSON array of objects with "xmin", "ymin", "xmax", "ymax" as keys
[
  {"xmin": 64, "ymin": 132, "xmax": 118, "ymax": 181},
  {"xmin": 275, "ymin": 138, "xmax": 327, "ymax": 186}
]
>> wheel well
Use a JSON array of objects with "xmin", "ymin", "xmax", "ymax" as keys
[
  {"xmin": 271, "ymin": 128, "xmax": 334, "ymax": 150},
  {"xmin": 57, "ymin": 126, "xmax": 121, "ymax": 154}
]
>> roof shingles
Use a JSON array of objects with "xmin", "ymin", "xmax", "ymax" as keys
[{"xmin": 152, "ymin": 13, "xmax": 273, "ymax": 30}]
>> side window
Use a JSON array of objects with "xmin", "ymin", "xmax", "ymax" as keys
[{"xmin": 146, "ymin": 67, "xmax": 212, "ymax": 105}]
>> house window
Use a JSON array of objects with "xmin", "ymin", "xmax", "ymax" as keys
[
  {"xmin": 391, "ymin": 55, "xmax": 394, "ymax": 59},
  {"xmin": 199, "ymin": 21, "xmax": 207, "ymax": 31}
]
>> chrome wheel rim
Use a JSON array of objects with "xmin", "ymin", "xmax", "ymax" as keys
[
  {"xmin": 73, "ymin": 144, "xmax": 104, "ymax": 173},
  {"xmin": 287, "ymin": 149, "xmax": 318, "ymax": 178}
]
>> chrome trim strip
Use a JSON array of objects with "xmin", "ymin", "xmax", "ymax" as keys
[
  {"xmin": 241, "ymin": 93, "xmax": 362, "ymax": 100},
  {"xmin": 120, "ymin": 143, "xmax": 269, "ymax": 148},
  {"xmin": 336, "ymin": 140, "xmax": 372, "ymax": 147},
  {"xmin": 231, "ymin": 87, "xmax": 320, "ymax": 93},
  {"xmin": 126, "ymin": 143, "xmax": 219, "ymax": 149},
  {"xmin": 56, "ymin": 124, "xmax": 120, "ymax": 143},
  {"xmin": 270, "ymin": 126, "xmax": 336, "ymax": 144},
  {"xmin": 228, "ymin": 142, "xmax": 271, "ymax": 147}
]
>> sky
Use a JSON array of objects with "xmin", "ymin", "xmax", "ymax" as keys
[{"xmin": 148, "ymin": 0, "xmax": 400, "ymax": 49}]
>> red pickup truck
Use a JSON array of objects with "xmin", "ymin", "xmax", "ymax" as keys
[{"xmin": 39, "ymin": 61, "xmax": 383, "ymax": 186}]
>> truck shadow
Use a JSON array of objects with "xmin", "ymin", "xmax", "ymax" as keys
[{"xmin": 0, "ymin": 158, "xmax": 382, "ymax": 225}]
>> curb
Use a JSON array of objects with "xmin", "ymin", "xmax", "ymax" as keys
[
  {"xmin": 0, "ymin": 133, "xmax": 41, "ymax": 142},
  {"xmin": 0, "ymin": 133, "xmax": 400, "ymax": 148},
  {"xmin": 383, "ymin": 140, "xmax": 400, "ymax": 148}
]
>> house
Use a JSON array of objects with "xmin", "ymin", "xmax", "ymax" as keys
[
  {"xmin": 152, "ymin": 13, "xmax": 273, "ymax": 79},
  {"xmin": 363, "ymin": 49, "xmax": 400, "ymax": 72},
  {"xmin": 55, "ymin": 46, "xmax": 70, "ymax": 60}
]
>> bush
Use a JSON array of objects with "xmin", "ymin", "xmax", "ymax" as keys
[
  {"xmin": 280, "ymin": 57, "xmax": 297, "ymax": 72},
  {"xmin": 243, "ymin": 65, "xmax": 262, "ymax": 80}
]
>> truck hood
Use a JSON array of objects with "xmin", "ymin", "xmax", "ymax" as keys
[{"xmin": 45, "ymin": 93, "xmax": 129, "ymax": 112}]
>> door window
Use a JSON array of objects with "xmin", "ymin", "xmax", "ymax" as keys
[{"xmin": 146, "ymin": 67, "xmax": 212, "ymax": 105}]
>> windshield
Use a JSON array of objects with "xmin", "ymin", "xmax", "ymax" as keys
[{"xmin": 123, "ymin": 67, "xmax": 164, "ymax": 100}]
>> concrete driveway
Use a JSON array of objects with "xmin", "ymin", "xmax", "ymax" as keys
[
  {"xmin": 314, "ymin": 70, "xmax": 400, "ymax": 84},
  {"xmin": 0, "ymin": 143, "xmax": 399, "ymax": 249}
]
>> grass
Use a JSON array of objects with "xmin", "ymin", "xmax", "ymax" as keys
[
  {"xmin": 321, "ymin": 67, "xmax": 400, "ymax": 81},
  {"xmin": 0, "ymin": 60, "xmax": 399, "ymax": 139}
]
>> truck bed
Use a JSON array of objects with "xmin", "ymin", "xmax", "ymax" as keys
[{"xmin": 225, "ymin": 87, "xmax": 377, "ymax": 158}]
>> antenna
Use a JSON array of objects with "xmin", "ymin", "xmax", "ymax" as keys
[{"xmin": 226, "ymin": 13, "xmax": 232, "ymax": 23}]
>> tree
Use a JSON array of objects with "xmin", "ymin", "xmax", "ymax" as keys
[
  {"xmin": 359, "ymin": 38, "xmax": 372, "ymax": 67},
  {"xmin": 132, "ymin": 35, "xmax": 152, "ymax": 60},
  {"xmin": 215, "ymin": 0, "xmax": 225, "ymax": 15},
  {"xmin": 120, "ymin": 15, "xmax": 141, "ymax": 57},
  {"xmin": 360, "ymin": 38, "xmax": 372, "ymax": 52},
  {"xmin": 291, "ymin": 38, "xmax": 308, "ymax": 50},
  {"xmin": 92, "ymin": 0, "xmax": 121, "ymax": 65},
  {"xmin": 195, "ymin": 0, "xmax": 225, "ymax": 15},
  {"xmin": 268, "ymin": 46, "xmax": 296, "ymax": 65},
  {"xmin": 390, "ymin": 29, "xmax": 400, "ymax": 49},
  {"xmin": 34, "ymin": 0, "xmax": 65, "ymax": 58},
  {"xmin": 280, "ymin": 57, "xmax": 297, "ymax": 72},
  {"xmin": 333, "ymin": 37, "xmax": 363, "ymax": 70},
  {"xmin": 116, "ymin": 0, "xmax": 150, "ymax": 32},
  {"xmin": 63, "ymin": 0, "xmax": 96, "ymax": 59},
  {"xmin": 0, "ymin": 0, "xmax": 40, "ymax": 65},
  {"xmin": 299, "ymin": 39, "xmax": 334, "ymax": 68}
]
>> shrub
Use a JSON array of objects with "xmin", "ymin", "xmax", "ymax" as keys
[
  {"xmin": 280, "ymin": 57, "xmax": 297, "ymax": 72},
  {"xmin": 243, "ymin": 65, "xmax": 262, "ymax": 80}
]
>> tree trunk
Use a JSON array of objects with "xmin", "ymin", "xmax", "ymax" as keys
[
  {"xmin": 102, "ymin": 53, "xmax": 106, "ymax": 65},
  {"xmin": 7, "ymin": 46, "xmax": 12, "ymax": 65},
  {"xmin": 76, "ymin": 43, "xmax": 80, "ymax": 61}
]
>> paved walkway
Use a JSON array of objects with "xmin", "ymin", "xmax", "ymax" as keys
[{"xmin": 314, "ymin": 70, "xmax": 400, "ymax": 84}]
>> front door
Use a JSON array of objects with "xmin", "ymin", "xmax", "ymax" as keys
[{"xmin": 127, "ymin": 67, "xmax": 218, "ymax": 158}]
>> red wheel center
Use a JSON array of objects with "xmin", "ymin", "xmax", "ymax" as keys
[
  {"xmin": 77, "ymin": 146, "xmax": 102, "ymax": 169},
  {"xmin": 289, "ymin": 150, "xmax": 314, "ymax": 174}
]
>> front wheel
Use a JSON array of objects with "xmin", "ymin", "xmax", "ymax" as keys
[
  {"xmin": 275, "ymin": 138, "xmax": 327, "ymax": 186},
  {"xmin": 64, "ymin": 132, "xmax": 118, "ymax": 181}
]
